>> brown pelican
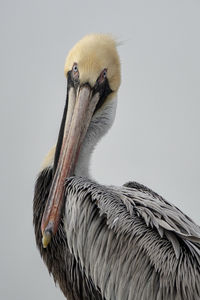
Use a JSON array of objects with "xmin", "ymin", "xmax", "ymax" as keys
[{"xmin": 33, "ymin": 34, "xmax": 200, "ymax": 300}]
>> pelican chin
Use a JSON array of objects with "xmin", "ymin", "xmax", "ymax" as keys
[{"xmin": 33, "ymin": 34, "xmax": 200, "ymax": 300}]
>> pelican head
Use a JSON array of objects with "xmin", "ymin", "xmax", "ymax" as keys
[{"xmin": 41, "ymin": 34, "xmax": 121, "ymax": 247}]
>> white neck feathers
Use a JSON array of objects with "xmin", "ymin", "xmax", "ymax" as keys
[{"xmin": 41, "ymin": 97, "xmax": 117, "ymax": 178}]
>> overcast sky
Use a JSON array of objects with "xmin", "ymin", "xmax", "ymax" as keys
[{"xmin": 1, "ymin": 0, "xmax": 200, "ymax": 299}]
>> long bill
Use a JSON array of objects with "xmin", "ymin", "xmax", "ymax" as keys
[{"xmin": 41, "ymin": 85, "xmax": 99, "ymax": 248}]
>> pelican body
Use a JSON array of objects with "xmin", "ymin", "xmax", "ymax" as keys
[{"xmin": 33, "ymin": 34, "xmax": 200, "ymax": 300}]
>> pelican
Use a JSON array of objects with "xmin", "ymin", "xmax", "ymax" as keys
[{"xmin": 33, "ymin": 34, "xmax": 200, "ymax": 300}]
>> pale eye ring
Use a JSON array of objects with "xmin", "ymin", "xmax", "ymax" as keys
[
  {"xmin": 73, "ymin": 63, "xmax": 78, "ymax": 73},
  {"xmin": 72, "ymin": 63, "xmax": 79, "ymax": 81}
]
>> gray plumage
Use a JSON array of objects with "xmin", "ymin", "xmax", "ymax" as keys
[
  {"xmin": 34, "ymin": 167, "xmax": 200, "ymax": 300},
  {"xmin": 63, "ymin": 176, "xmax": 200, "ymax": 300}
]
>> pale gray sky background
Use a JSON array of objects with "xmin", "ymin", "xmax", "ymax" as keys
[{"xmin": 1, "ymin": 0, "xmax": 200, "ymax": 299}]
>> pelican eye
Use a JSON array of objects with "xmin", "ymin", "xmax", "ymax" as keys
[
  {"xmin": 98, "ymin": 68, "xmax": 107, "ymax": 84},
  {"xmin": 73, "ymin": 64, "xmax": 78, "ymax": 72},
  {"xmin": 72, "ymin": 63, "xmax": 79, "ymax": 80}
]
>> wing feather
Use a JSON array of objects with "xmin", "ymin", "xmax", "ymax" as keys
[{"xmin": 64, "ymin": 177, "xmax": 200, "ymax": 300}]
